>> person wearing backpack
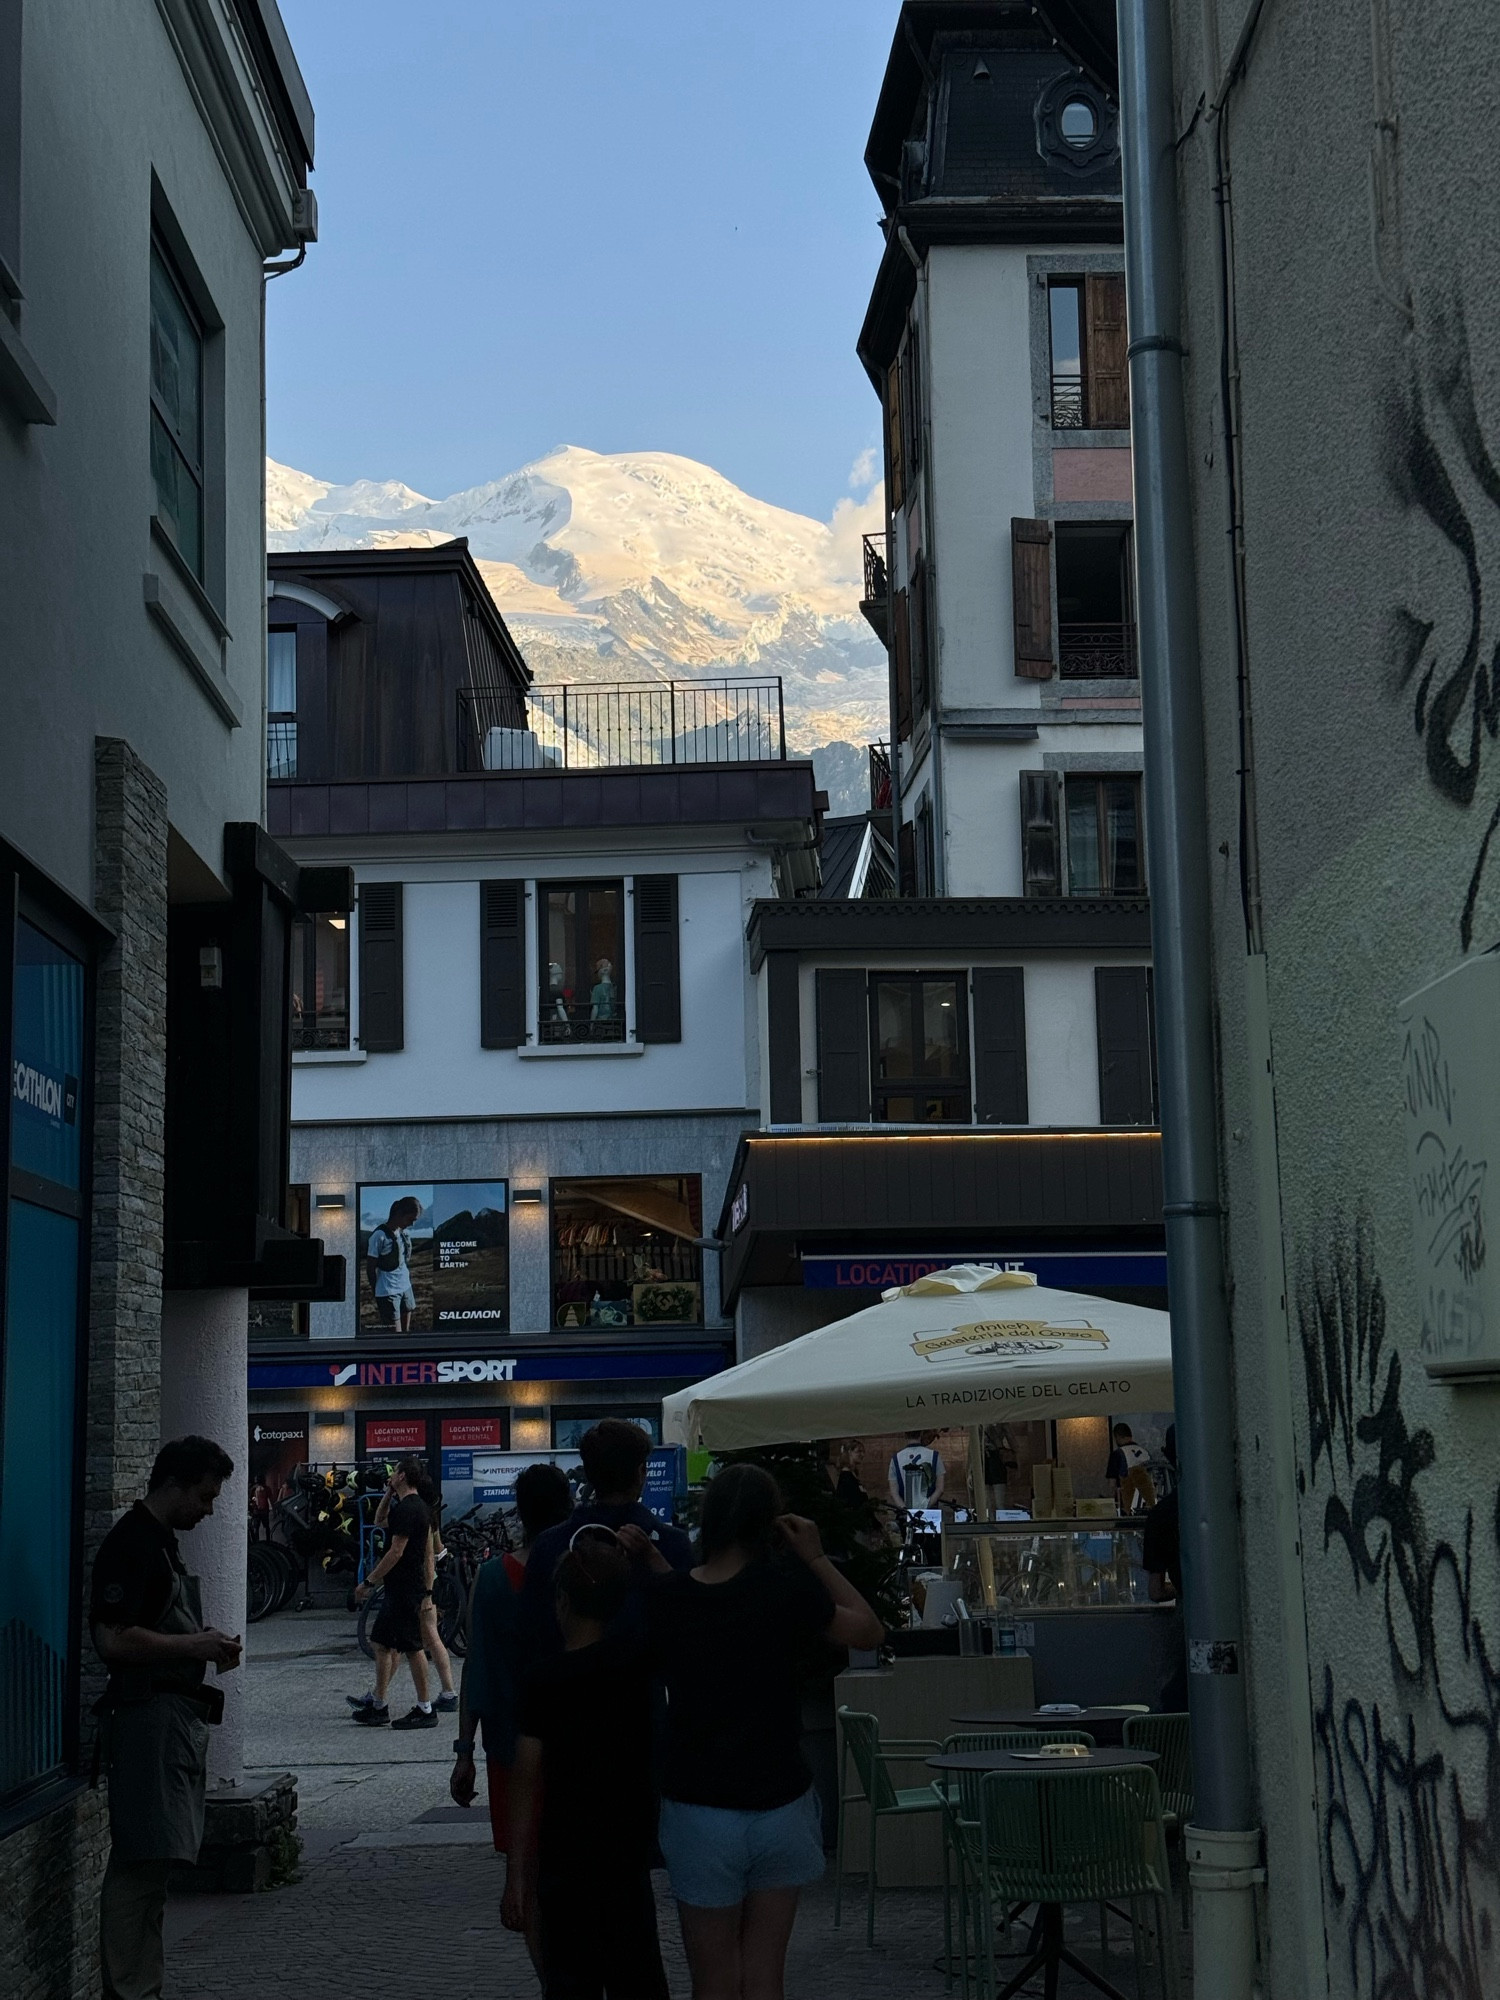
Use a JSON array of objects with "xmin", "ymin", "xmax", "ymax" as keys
[{"xmin": 365, "ymin": 1194, "xmax": 421, "ymax": 1330}]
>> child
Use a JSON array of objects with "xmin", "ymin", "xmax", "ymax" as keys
[{"xmin": 502, "ymin": 1531, "xmax": 668, "ymax": 2000}]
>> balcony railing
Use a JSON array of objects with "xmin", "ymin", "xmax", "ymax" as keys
[
  {"xmin": 1051, "ymin": 374, "xmax": 1086, "ymax": 429},
  {"xmin": 1059, "ymin": 622, "xmax": 1137, "ymax": 679},
  {"xmin": 869, "ymin": 740, "xmax": 893, "ymax": 811},
  {"xmin": 266, "ymin": 719, "xmax": 297, "ymax": 780},
  {"xmin": 457, "ymin": 677, "xmax": 786, "ymax": 773},
  {"xmin": 860, "ymin": 532, "xmax": 891, "ymax": 644}
]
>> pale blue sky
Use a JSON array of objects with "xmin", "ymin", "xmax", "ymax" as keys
[{"xmin": 268, "ymin": 1, "xmax": 894, "ymax": 521}]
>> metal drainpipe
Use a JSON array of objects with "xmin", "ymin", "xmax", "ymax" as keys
[{"xmin": 1115, "ymin": 4, "xmax": 1264, "ymax": 1996}]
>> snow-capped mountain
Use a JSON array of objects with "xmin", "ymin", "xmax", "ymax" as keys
[{"xmin": 266, "ymin": 446, "xmax": 889, "ymax": 809}]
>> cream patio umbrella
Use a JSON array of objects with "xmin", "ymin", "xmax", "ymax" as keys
[{"xmin": 662, "ymin": 1265, "xmax": 1172, "ymax": 1451}]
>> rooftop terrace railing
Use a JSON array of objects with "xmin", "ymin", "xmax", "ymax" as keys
[{"xmin": 457, "ymin": 677, "xmax": 787, "ymax": 772}]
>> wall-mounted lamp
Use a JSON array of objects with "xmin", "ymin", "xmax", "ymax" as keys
[
  {"xmin": 315, "ymin": 1192, "xmax": 347, "ymax": 1209},
  {"xmin": 512, "ymin": 1187, "xmax": 545, "ymax": 1205},
  {"xmin": 313, "ymin": 1409, "xmax": 346, "ymax": 1427},
  {"xmin": 327, "ymin": 916, "xmax": 347, "ymax": 930}
]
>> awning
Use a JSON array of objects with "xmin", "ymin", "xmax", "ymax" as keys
[{"xmin": 662, "ymin": 1266, "xmax": 1173, "ymax": 1449}]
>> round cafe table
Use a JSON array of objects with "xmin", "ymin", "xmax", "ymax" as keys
[
  {"xmin": 950, "ymin": 1707, "xmax": 1149, "ymax": 1748},
  {"xmin": 928, "ymin": 1745, "xmax": 1157, "ymax": 1774},
  {"xmin": 927, "ymin": 1746, "xmax": 1161, "ymax": 2000}
]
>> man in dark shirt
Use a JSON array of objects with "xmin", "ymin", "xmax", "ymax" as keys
[
  {"xmin": 521, "ymin": 1421, "xmax": 692, "ymax": 1660},
  {"xmin": 1141, "ymin": 1425, "xmax": 1187, "ymax": 1710},
  {"xmin": 352, "ymin": 1458, "xmax": 437, "ymax": 1728},
  {"xmin": 91, "ymin": 1434, "xmax": 240, "ymax": 2000}
]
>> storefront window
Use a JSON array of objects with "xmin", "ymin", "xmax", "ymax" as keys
[
  {"xmin": 540, "ymin": 882, "xmax": 625, "ymax": 1044},
  {"xmin": 552, "ymin": 1408, "xmax": 661, "ymax": 1450},
  {"xmin": 551, "ymin": 1176, "xmax": 703, "ymax": 1329},
  {"xmin": 1, "ymin": 915, "xmax": 88, "ymax": 1806},
  {"xmin": 291, "ymin": 911, "xmax": 350, "ymax": 1050},
  {"xmin": 355, "ymin": 1180, "xmax": 509, "ymax": 1333}
]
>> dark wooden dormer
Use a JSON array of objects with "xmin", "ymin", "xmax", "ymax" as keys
[{"xmin": 266, "ymin": 540, "xmax": 530, "ymax": 782}]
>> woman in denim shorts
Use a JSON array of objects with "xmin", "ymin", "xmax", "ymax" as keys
[{"xmin": 621, "ymin": 1464, "xmax": 884, "ymax": 1999}]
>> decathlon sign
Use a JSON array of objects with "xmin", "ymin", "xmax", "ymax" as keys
[{"xmin": 322, "ymin": 1357, "xmax": 519, "ymax": 1388}]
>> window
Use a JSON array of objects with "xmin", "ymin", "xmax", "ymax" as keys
[
  {"xmin": 291, "ymin": 911, "xmax": 350, "ymax": 1050},
  {"xmin": 1056, "ymin": 523, "xmax": 1136, "ymax": 678},
  {"xmin": 1065, "ymin": 776, "xmax": 1145, "ymax": 896},
  {"xmin": 149, "ymin": 240, "xmax": 205, "ymax": 579},
  {"xmin": 870, "ymin": 975, "xmax": 970, "ymax": 1122},
  {"xmin": 356, "ymin": 1181, "xmax": 510, "ymax": 1333},
  {"xmin": 1047, "ymin": 273, "xmax": 1129, "ymax": 431},
  {"xmin": 267, "ymin": 629, "xmax": 297, "ymax": 779},
  {"xmin": 541, "ymin": 882, "xmax": 625, "ymax": 1044},
  {"xmin": 2, "ymin": 908, "xmax": 90, "ymax": 1810},
  {"xmin": 551, "ymin": 1176, "xmax": 703, "ymax": 1329},
  {"xmin": 552, "ymin": 1408, "xmax": 661, "ymax": 1451}
]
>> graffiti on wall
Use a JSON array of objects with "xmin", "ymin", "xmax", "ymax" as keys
[
  {"xmin": 1388, "ymin": 294, "xmax": 1500, "ymax": 950},
  {"xmin": 1296, "ymin": 1214, "xmax": 1500, "ymax": 1998}
]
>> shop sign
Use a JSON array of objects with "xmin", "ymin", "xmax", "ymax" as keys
[
  {"xmin": 643, "ymin": 1446, "xmax": 686, "ymax": 1522},
  {"xmin": 800, "ymin": 1252, "xmax": 1168, "ymax": 1291},
  {"xmin": 730, "ymin": 1184, "xmax": 750, "ymax": 1234},
  {"xmin": 441, "ymin": 1450, "xmax": 473, "ymax": 1482},
  {"xmin": 442, "ymin": 1416, "xmax": 503, "ymax": 1448},
  {"xmin": 250, "ymin": 1347, "xmax": 731, "ymax": 1391},
  {"xmin": 357, "ymin": 1180, "xmax": 510, "ymax": 1332},
  {"xmin": 365, "ymin": 1418, "xmax": 427, "ymax": 1452}
]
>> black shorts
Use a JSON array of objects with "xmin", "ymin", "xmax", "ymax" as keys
[{"xmin": 370, "ymin": 1583, "xmax": 425, "ymax": 1655}]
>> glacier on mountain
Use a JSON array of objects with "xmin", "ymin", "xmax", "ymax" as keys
[{"xmin": 266, "ymin": 446, "xmax": 889, "ymax": 810}]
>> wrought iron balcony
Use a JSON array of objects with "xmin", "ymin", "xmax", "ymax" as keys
[
  {"xmin": 860, "ymin": 532, "xmax": 890, "ymax": 644},
  {"xmin": 1051, "ymin": 374, "xmax": 1086, "ymax": 429},
  {"xmin": 457, "ymin": 677, "xmax": 786, "ymax": 773},
  {"xmin": 1058, "ymin": 622, "xmax": 1138, "ymax": 679},
  {"xmin": 868, "ymin": 740, "xmax": 893, "ymax": 812}
]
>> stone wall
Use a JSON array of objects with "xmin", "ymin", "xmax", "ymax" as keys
[{"xmin": 0, "ymin": 741, "xmax": 169, "ymax": 2000}]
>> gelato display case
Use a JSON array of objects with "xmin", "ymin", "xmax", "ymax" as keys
[{"xmin": 940, "ymin": 1517, "xmax": 1182, "ymax": 1707}]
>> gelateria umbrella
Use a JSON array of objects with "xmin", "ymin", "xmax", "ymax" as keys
[{"xmin": 662, "ymin": 1265, "xmax": 1172, "ymax": 1450}]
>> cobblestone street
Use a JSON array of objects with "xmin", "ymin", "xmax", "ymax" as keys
[{"xmin": 160, "ymin": 1612, "xmax": 1186, "ymax": 2000}]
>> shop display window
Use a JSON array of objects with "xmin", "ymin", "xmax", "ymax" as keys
[
  {"xmin": 356, "ymin": 1180, "xmax": 509, "ymax": 1333},
  {"xmin": 550, "ymin": 1175, "xmax": 703, "ymax": 1329},
  {"xmin": 540, "ymin": 881, "xmax": 625, "ymax": 1043},
  {"xmin": 551, "ymin": 1407, "xmax": 661, "ymax": 1450}
]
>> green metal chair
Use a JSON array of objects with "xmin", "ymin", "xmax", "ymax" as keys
[
  {"xmin": 974, "ymin": 1763, "xmax": 1179, "ymax": 2000},
  {"xmin": 1124, "ymin": 1712, "xmax": 1193, "ymax": 1923},
  {"xmin": 933, "ymin": 1732, "xmax": 1049, "ymax": 1996},
  {"xmin": 834, "ymin": 1706, "xmax": 946, "ymax": 1946}
]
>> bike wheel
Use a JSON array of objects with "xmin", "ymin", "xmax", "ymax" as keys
[
  {"xmin": 432, "ymin": 1566, "xmax": 465, "ymax": 1655},
  {"xmin": 266, "ymin": 1543, "xmax": 299, "ymax": 1614},
  {"xmin": 357, "ymin": 1587, "xmax": 382, "ymax": 1660},
  {"xmin": 247, "ymin": 1545, "xmax": 277, "ymax": 1622}
]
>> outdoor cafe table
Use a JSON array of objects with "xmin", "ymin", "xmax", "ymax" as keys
[
  {"xmin": 950, "ymin": 1707, "xmax": 1150, "ymax": 1748},
  {"xmin": 928, "ymin": 1746, "xmax": 1158, "ymax": 1774},
  {"xmin": 926, "ymin": 1747, "xmax": 1162, "ymax": 2000}
]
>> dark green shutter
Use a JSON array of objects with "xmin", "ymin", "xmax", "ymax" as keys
[
  {"xmin": 972, "ymin": 969, "xmax": 1028, "ymax": 1124},
  {"xmin": 1020, "ymin": 771, "xmax": 1062, "ymax": 897},
  {"xmin": 480, "ymin": 880, "xmax": 525, "ymax": 1048},
  {"xmin": 358, "ymin": 882, "xmax": 403, "ymax": 1052},
  {"xmin": 1096, "ymin": 967, "xmax": 1157, "ymax": 1124},
  {"xmin": 766, "ymin": 953, "xmax": 802, "ymax": 1122},
  {"xmin": 633, "ymin": 875, "xmax": 680, "ymax": 1043},
  {"xmin": 816, "ymin": 969, "xmax": 871, "ymax": 1122}
]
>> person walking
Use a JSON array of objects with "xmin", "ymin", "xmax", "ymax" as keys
[
  {"xmin": 450, "ymin": 1460, "xmax": 575, "ymax": 1967},
  {"xmin": 359, "ymin": 1466, "xmax": 459, "ymax": 1712},
  {"xmin": 520, "ymin": 1420, "xmax": 691, "ymax": 1657},
  {"xmin": 350, "ymin": 1458, "xmax": 438, "ymax": 1728},
  {"xmin": 503, "ymin": 1531, "xmax": 669, "ymax": 2000},
  {"xmin": 622, "ymin": 1464, "xmax": 885, "ymax": 2000},
  {"xmin": 365, "ymin": 1194, "xmax": 422, "ymax": 1331},
  {"xmin": 91, "ymin": 1435, "xmax": 242, "ymax": 2000}
]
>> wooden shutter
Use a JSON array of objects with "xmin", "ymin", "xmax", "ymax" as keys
[
  {"xmin": 892, "ymin": 586, "xmax": 913, "ymax": 741},
  {"xmin": 633, "ymin": 874, "xmax": 681, "ymax": 1043},
  {"xmin": 972, "ymin": 969, "xmax": 1028, "ymax": 1124},
  {"xmin": 1096, "ymin": 967, "xmax": 1157, "ymax": 1124},
  {"xmin": 358, "ymin": 882, "xmax": 403, "ymax": 1052},
  {"xmin": 1085, "ymin": 274, "xmax": 1130, "ymax": 430},
  {"xmin": 1019, "ymin": 771, "xmax": 1062, "ymax": 897},
  {"xmin": 898, "ymin": 820, "xmax": 917, "ymax": 897},
  {"xmin": 885, "ymin": 359, "xmax": 905, "ymax": 509},
  {"xmin": 816, "ymin": 969, "xmax": 871, "ymax": 1122},
  {"xmin": 765, "ymin": 953, "xmax": 802, "ymax": 1122},
  {"xmin": 479, "ymin": 880, "xmax": 525, "ymax": 1048},
  {"xmin": 910, "ymin": 558, "xmax": 931, "ymax": 714},
  {"xmin": 1011, "ymin": 519, "xmax": 1055, "ymax": 680}
]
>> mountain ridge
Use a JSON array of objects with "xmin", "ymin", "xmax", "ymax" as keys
[{"xmin": 266, "ymin": 446, "xmax": 888, "ymax": 809}]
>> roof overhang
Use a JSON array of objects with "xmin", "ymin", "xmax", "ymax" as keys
[{"xmin": 747, "ymin": 895, "xmax": 1151, "ymax": 970}]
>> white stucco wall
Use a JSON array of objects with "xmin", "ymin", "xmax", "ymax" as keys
[{"xmin": 0, "ymin": 0, "xmax": 296, "ymax": 901}]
